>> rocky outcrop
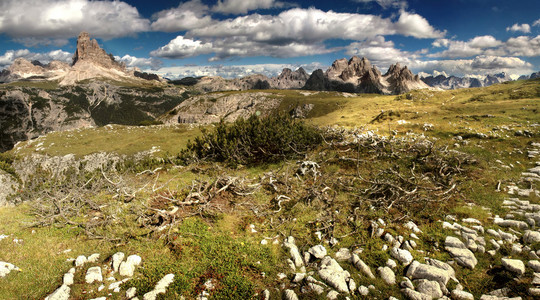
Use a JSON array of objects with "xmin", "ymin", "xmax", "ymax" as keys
[
  {"xmin": 0, "ymin": 58, "xmax": 69, "ymax": 83},
  {"xmin": 269, "ymin": 68, "xmax": 309, "ymax": 89},
  {"xmin": 303, "ymin": 56, "xmax": 429, "ymax": 95},
  {"xmin": 163, "ymin": 92, "xmax": 282, "ymax": 124},
  {"xmin": 72, "ymin": 32, "xmax": 124, "ymax": 70},
  {"xmin": 0, "ymin": 83, "xmax": 187, "ymax": 152}
]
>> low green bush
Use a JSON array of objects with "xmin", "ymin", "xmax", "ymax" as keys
[
  {"xmin": 180, "ymin": 113, "xmax": 322, "ymax": 166},
  {"xmin": 0, "ymin": 152, "xmax": 16, "ymax": 177}
]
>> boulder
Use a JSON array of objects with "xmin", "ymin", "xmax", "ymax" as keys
[
  {"xmin": 309, "ymin": 245, "xmax": 327, "ymax": 259},
  {"xmin": 318, "ymin": 256, "xmax": 351, "ymax": 293},
  {"xmin": 406, "ymin": 261, "xmax": 451, "ymax": 286},
  {"xmin": 445, "ymin": 247, "xmax": 477, "ymax": 269},
  {"xmin": 391, "ymin": 247, "xmax": 413, "ymax": 265},
  {"xmin": 378, "ymin": 266, "xmax": 396, "ymax": 285},
  {"xmin": 501, "ymin": 258, "xmax": 525, "ymax": 275},
  {"xmin": 85, "ymin": 266, "xmax": 103, "ymax": 284}
]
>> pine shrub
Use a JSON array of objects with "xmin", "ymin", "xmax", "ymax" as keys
[{"xmin": 181, "ymin": 114, "xmax": 321, "ymax": 165}]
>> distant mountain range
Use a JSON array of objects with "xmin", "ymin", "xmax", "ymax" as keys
[{"xmin": 420, "ymin": 71, "xmax": 539, "ymax": 90}]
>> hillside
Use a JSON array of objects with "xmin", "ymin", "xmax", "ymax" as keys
[{"xmin": 0, "ymin": 79, "xmax": 539, "ymax": 299}]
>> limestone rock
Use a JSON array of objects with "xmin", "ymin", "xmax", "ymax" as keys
[
  {"xmin": 391, "ymin": 247, "xmax": 413, "ymax": 265},
  {"xmin": 351, "ymin": 254, "xmax": 375, "ymax": 278},
  {"xmin": 445, "ymin": 247, "xmax": 477, "ymax": 269},
  {"xmin": 501, "ymin": 258, "xmax": 525, "ymax": 275},
  {"xmin": 45, "ymin": 284, "xmax": 70, "ymax": 300},
  {"xmin": 378, "ymin": 266, "xmax": 396, "ymax": 285},
  {"xmin": 415, "ymin": 279, "xmax": 443, "ymax": 299},
  {"xmin": 284, "ymin": 236, "xmax": 304, "ymax": 268},
  {"xmin": 284, "ymin": 289, "xmax": 299, "ymax": 300},
  {"xmin": 309, "ymin": 245, "xmax": 327, "ymax": 259},
  {"xmin": 406, "ymin": 261, "xmax": 451, "ymax": 286},
  {"xmin": 85, "ymin": 266, "xmax": 103, "ymax": 284},
  {"xmin": 112, "ymin": 252, "xmax": 125, "ymax": 272},
  {"xmin": 451, "ymin": 289, "xmax": 474, "ymax": 300},
  {"xmin": 318, "ymin": 256, "xmax": 351, "ymax": 293},
  {"xmin": 524, "ymin": 230, "xmax": 540, "ymax": 244}
]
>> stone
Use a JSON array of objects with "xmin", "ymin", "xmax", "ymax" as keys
[
  {"xmin": 400, "ymin": 277, "xmax": 414, "ymax": 289},
  {"xmin": 524, "ymin": 230, "xmax": 540, "ymax": 244},
  {"xmin": 348, "ymin": 278, "xmax": 356, "ymax": 292},
  {"xmin": 527, "ymin": 260, "xmax": 540, "ymax": 272},
  {"xmin": 87, "ymin": 253, "xmax": 100, "ymax": 263},
  {"xmin": 387, "ymin": 258, "xmax": 397, "ymax": 269},
  {"xmin": 143, "ymin": 274, "xmax": 174, "ymax": 300},
  {"xmin": 426, "ymin": 258, "xmax": 456, "ymax": 280},
  {"xmin": 307, "ymin": 283, "xmax": 325, "ymax": 294},
  {"xmin": 326, "ymin": 290, "xmax": 339, "ymax": 300},
  {"xmin": 292, "ymin": 273, "xmax": 305, "ymax": 283},
  {"xmin": 532, "ymin": 273, "xmax": 540, "ymax": 285},
  {"xmin": 391, "ymin": 247, "xmax": 413, "ymax": 265},
  {"xmin": 415, "ymin": 279, "xmax": 443, "ymax": 299},
  {"xmin": 63, "ymin": 272, "xmax": 74, "ymax": 286},
  {"xmin": 126, "ymin": 255, "xmax": 142, "ymax": 266},
  {"xmin": 445, "ymin": 247, "xmax": 477, "ymax": 269},
  {"xmin": 309, "ymin": 245, "xmax": 327, "ymax": 259},
  {"xmin": 530, "ymin": 288, "xmax": 540, "ymax": 296},
  {"xmin": 406, "ymin": 261, "xmax": 451, "ymax": 286},
  {"xmin": 284, "ymin": 236, "xmax": 304, "ymax": 268},
  {"xmin": 262, "ymin": 289, "xmax": 270, "ymax": 300},
  {"xmin": 451, "ymin": 290, "xmax": 474, "ymax": 300},
  {"xmin": 45, "ymin": 284, "xmax": 70, "ymax": 300},
  {"xmin": 119, "ymin": 261, "xmax": 136, "ymax": 277},
  {"xmin": 494, "ymin": 217, "xmax": 528, "ymax": 230},
  {"xmin": 85, "ymin": 266, "xmax": 103, "ymax": 284},
  {"xmin": 318, "ymin": 256, "xmax": 350, "ymax": 293},
  {"xmin": 445, "ymin": 236, "xmax": 466, "ymax": 249},
  {"xmin": 501, "ymin": 258, "xmax": 525, "ymax": 275},
  {"xmin": 351, "ymin": 254, "xmax": 375, "ymax": 278},
  {"xmin": 284, "ymin": 289, "xmax": 299, "ymax": 300},
  {"xmin": 126, "ymin": 287, "xmax": 137, "ymax": 298},
  {"xmin": 401, "ymin": 288, "xmax": 431, "ymax": 300},
  {"xmin": 0, "ymin": 262, "xmax": 18, "ymax": 278},
  {"xmin": 335, "ymin": 248, "xmax": 352, "ymax": 261},
  {"xmin": 112, "ymin": 252, "xmax": 125, "ymax": 272},
  {"xmin": 378, "ymin": 266, "xmax": 396, "ymax": 285},
  {"xmin": 487, "ymin": 229, "xmax": 501, "ymax": 239},
  {"xmin": 357, "ymin": 285, "xmax": 369, "ymax": 296},
  {"xmin": 75, "ymin": 255, "xmax": 87, "ymax": 267}
]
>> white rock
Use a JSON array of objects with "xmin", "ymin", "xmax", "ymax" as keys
[
  {"xmin": 284, "ymin": 289, "xmax": 299, "ymax": 300},
  {"xmin": 350, "ymin": 254, "xmax": 375, "ymax": 278},
  {"xmin": 119, "ymin": 261, "xmax": 136, "ymax": 277},
  {"xmin": 85, "ymin": 266, "xmax": 103, "ymax": 284},
  {"xmin": 283, "ymin": 236, "xmax": 304, "ymax": 268},
  {"xmin": 262, "ymin": 289, "xmax": 270, "ymax": 300},
  {"xmin": 401, "ymin": 288, "xmax": 431, "ymax": 300},
  {"xmin": 45, "ymin": 284, "xmax": 70, "ymax": 300},
  {"xmin": 154, "ymin": 274, "xmax": 175, "ymax": 292},
  {"xmin": 75, "ymin": 255, "xmax": 87, "ymax": 267},
  {"xmin": 445, "ymin": 247, "xmax": 477, "ymax": 269},
  {"xmin": 387, "ymin": 259, "xmax": 397, "ymax": 269},
  {"xmin": 112, "ymin": 252, "xmax": 125, "ymax": 272},
  {"xmin": 326, "ymin": 290, "xmax": 339, "ymax": 300},
  {"xmin": 445, "ymin": 236, "xmax": 466, "ymax": 249},
  {"xmin": 318, "ymin": 256, "xmax": 350, "ymax": 293},
  {"xmin": 309, "ymin": 245, "xmax": 327, "ymax": 259},
  {"xmin": 390, "ymin": 247, "xmax": 413, "ymax": 266},
  {"xmin": 415, "ymin": 279, "xmax": 443, "ymax": 298},
  {"xmin": 126, "ymin": 287, "xmax": 137, "ymax": 298},
  {"xmin": 358, "ymin": 285, "xmax": 369, "ymax": 296},
  {"xmin": 63, "ymin": 273, "xmax": 74, "ymax": 286},
  {"xmin": 307, "ymin": 283, "xmax": 324, "ymax": 295},
  {"xmin": 524, "ymin": 230, "xmax": 540, "ymax": 244},
  {"xmin": 451, "ymin": 289, "xmax": 474, "ymax": 300},
  {"xmin": 378, "ymin": 266, "xmax": 396, "ymax": 285},
  {"xmin": 87, "ymin": 253, "xmax": 100, "ymax": 263},
  {"xmin": 335, "ymin": 248, "xmax": 352, "ymax": 261},
  {"xmin": 527, "ymin": 260, "xmax": 540, "ymax": 272},
  {"xmin": 406, "ymin": 261, "xmax": 451, "ymax": 286},
  {"xmin": 126, "ymin": 255, "xmax": 142, "ymax": 266},
  {"xmin": 501, "ymin": 258, "xmax": 525, "ymax": 275}
]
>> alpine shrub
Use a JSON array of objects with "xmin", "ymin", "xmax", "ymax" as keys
[{"xmin": 181, "ymin": 113, "xmax": 321, "ymax": 165}]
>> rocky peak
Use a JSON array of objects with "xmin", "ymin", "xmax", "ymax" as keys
[{"xmin": 72, "ymin": 32, "xmax": 124, "ymax": 70}]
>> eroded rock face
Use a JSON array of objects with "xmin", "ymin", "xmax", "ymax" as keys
[{"xmin": 72, "ymin": 32, "xmax": 124, "ymax": 71}]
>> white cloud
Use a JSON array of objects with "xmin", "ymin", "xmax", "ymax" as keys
[
  {"xmin": 150, "ymin": 36, "xmax": 215, "ymax": 59},
  {"xmin": 212, "ymin": 0, "xmax": 291, "ymax": 15},
  {"xmin": 353, "ymin": 0, "xmax": 407, "ymax": 9},
  {"xmin": 395, "ymin": 10, "xmax": 445, "ymax": 38},
  {"xmin": 345, "ymin": 36, "xmax": 415, "ymax": 67},
  {"xmin": 0, "ymin": 0, "xmax": 149, "ymax": 40},
  {"xmin": 534, "ymin": 19, "xmax": 540, "ymax": 27},
  {"xmin": 151, "ymin": 0, "xmax": 213, "ymax": 32},
  {"xmin": 115, "ymin": 55, "xmax": 163, "ymax": 71},
  {"xmin": 506, "ymin": 23, "xmax": 531, "ymax": 33},
  {"xmin": 432, "ymin": 35, "xmax": 540, "ymax": 58},
  {"xmin": 411, "ymin": 56, "xmax": 533, "ymax": 77},
  {"xmin": 0, "ymin": 49, "xmax": 72, "ymax": 69},
  {"xmin": 154, "ymin": 62, "xmax": 325, "ymax": 79}
]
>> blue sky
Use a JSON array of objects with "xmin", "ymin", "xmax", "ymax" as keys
[{"xmin": 0, "ymin": 0, "xmax": 539, "ymax": 79}]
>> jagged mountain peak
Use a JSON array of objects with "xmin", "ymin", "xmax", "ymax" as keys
[{"xmin": 72, "ymin": 32, "xmax": 124, "ymax": 71}]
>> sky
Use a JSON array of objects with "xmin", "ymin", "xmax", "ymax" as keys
[{"xmin": 0, "ymin": 0, "xmax": 539, "ymax": 79}]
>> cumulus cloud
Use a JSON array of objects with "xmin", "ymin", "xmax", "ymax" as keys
[
  {"xmin": 345, "ymin": 36, "xmax": 416, "ymax": 67},
  {"xmin": 115, "ymin": 55, "xmax": 163, "ymax": 71},
  {"xmin": 0, "ymin": 0, "xmax": 149, "ymax": 40},
  {"xmin": 353, "ymin": 0, "xmax": 407, "ymax": 9},
  {"xmin": 506, "ymin": 23, "xmax": 531, "ymax": 33},
  {"xmin": 212, "ymin": 0, "xmax": 292, "ymax": 15},
  {"xmin": 411, "ymin": 56, "xmax": 533, "ymax": 77},
  {"xmin": 0, "ymin": 49, "xmax": 72, "ymax": 69},
  {"xmin": 534, "ymin": 19, "xmax": 540, "ymax": 27},
  {"xmin": 395, "ymin": 10, "xmax": 445, "ymax": 38},
  {"xmin": 151, "ymin": 0, "xmax": 213, "ymax": 32},
  {"xmin": 432, "ymin": 35, "xmax": 540, "ymax": 58},
  {"xmin": 153, "ymin": 62, "xmax": 325, "ymax": 79},
  {"xmin": 152, "ymin": 8, "xmax": 443, "ymax": 61}
]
